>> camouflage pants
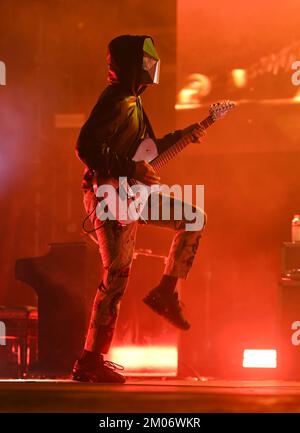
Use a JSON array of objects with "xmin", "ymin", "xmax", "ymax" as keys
[{"xmin": 83, "ymin": 189, "xmax": 207, "ymax": 353}]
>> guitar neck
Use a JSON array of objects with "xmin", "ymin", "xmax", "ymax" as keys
[{"xmin": 150, "ymin": 114, "xmax": 216, "ymax": 171}]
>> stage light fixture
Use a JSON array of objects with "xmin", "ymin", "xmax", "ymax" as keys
[
  {"xmin": 293, "ymin": 88, "xmax": 300, "ymax": 102},
  {"xmin": 109, "ymin": 345, "xmax": 178, "ymax": 376},
  {"xmin": 231, "ymin": 68, "xmax": 247, "ymax": 88},
  {"xmin": 242, "ymin": 349, "xmax": 277, "ymax": 368}
]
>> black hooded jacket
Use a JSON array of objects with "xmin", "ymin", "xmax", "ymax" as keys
[{"xmin": 76, "ymin": 35, "xmax": 182, "ymax": 189}]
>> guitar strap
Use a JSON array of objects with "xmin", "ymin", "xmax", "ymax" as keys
[{"xmin": 142, "ymin": 108, "xmax": 157, "ymax": 142}]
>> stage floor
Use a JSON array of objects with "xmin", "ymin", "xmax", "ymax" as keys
[{"xmin": 0, "ymin": 378, "xmax": 300, "ymax": 412}]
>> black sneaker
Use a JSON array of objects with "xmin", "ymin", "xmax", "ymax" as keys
[
  {"xmin": 72, "ymin": 355, "xmax": 126, "ymax": 384},
  {"xmin": 143, "ymin": 288, "xmax": 190, "ymax": 330}
]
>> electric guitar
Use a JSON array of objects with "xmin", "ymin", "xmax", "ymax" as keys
[{"xmin": 95, "ymin": 100, "xmax": 236, "ymax": 224}]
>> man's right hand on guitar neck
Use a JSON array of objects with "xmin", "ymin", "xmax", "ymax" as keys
[{"xmin": 133, "ymin": 161, "xmax": 160, "ymax": 185}]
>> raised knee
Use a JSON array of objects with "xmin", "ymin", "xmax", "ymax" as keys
[
  {"xmin": 194, "ymin": 208, "xmax": 207, "ymax": 232},
  {"xmin": 177, "ymin": 208, "xmax": 207, "ymax": 232}
]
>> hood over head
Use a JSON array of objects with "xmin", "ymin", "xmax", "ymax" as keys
[{"xmin": 107, "ymin": 35, "xmax": 160, "ymax": 96}]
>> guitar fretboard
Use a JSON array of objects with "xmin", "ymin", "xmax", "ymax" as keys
[{"xmin": 150, "ymin": 114, "xmax": 215, "ymax": 171}]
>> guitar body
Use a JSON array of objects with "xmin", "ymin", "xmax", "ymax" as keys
[
  {"xmin": 132, "ymin": 137, "xmax": 158, "ymax": 163},
  {"xmin": 95, "ymin": 138, "xmax": 158, "ymax": 225}
]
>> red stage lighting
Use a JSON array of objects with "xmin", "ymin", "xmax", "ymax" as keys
[
  {"xmin": 243, "ymin": 349, "xmax": 277, "ymax": 369},
  {"xmin": 109, "ymin": 345, "xmax": 178, "ymax": 377}
]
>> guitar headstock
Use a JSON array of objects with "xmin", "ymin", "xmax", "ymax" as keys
[{"xmin": 209, "ymin": 100, "xmax": 236, "ymax": 120}]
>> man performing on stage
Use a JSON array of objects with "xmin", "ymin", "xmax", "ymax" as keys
[{"xmin": 73, "ymin": 35, "xmax": 206, "ymax": 383}]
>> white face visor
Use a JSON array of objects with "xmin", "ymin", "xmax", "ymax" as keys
[{"xmin": 140, "ymin": 38, "xmax": 160, "ymax": 85}]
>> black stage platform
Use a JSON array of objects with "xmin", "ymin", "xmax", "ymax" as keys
[{"xmin": 1, "ymin": 379, "xmax": 300, "ymax": 413}]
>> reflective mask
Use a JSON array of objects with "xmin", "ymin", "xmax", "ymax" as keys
[{"xmin": 140, "ymin": 37, "xmax": 160, "ymax": 85}]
